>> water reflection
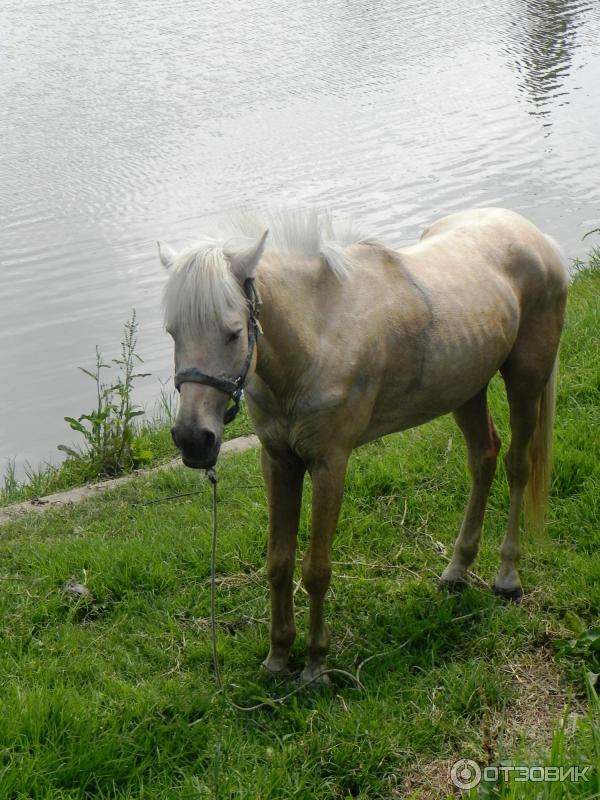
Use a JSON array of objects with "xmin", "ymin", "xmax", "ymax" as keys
[{"xmin": 507, "ymin": 0, "xmax": 595, "ymax": 117}]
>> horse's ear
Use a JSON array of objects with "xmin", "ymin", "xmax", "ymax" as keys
[
  {"xmin": 226, "ymin": 230, "xmax": 269, "ymax": 283},
  {"xmin": 157, "ymin": 241, "xmax": 178, "ymax": 270}
]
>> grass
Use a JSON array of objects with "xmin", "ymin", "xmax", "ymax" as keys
[{"xmin": 0, "ymin": 256, "xmax": 599, "ymax": 798}]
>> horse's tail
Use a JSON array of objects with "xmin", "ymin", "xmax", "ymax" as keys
[{"xmin": 524, "ymin": 358, "xmax": 558, "ymax": 533}]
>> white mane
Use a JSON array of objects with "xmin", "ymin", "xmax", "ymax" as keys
[
  {"xmin": 162, "ymin": 239, "xmax": 245, "ymax": 334},
  {"xmin": 162, "ymin": 208, "xmax": 380, "ymax": 333}
]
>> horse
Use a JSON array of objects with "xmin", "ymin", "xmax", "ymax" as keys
[{"xmin": 158, "ymin": 207, "xmax": 568, "ymax": 684}]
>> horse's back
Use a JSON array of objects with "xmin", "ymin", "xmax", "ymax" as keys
[
  {"xmin": 354, "ymin": 208, "xmax": 567, "ymax": 438},
  {"xmin": 399, "ymin": 207, "xmax": 568, "ymax": 344},
  {"xmin": 414, "ymin": 207, "xmax": 567, "ymax": 297}
]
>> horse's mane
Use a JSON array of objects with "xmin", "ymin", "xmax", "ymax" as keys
[
  {"xmin": 162, "ymin": 208, "xmax": 380, "ymax": 333},
  {"xmin": 210, "ymin": 208, "xmax": 378, "ymax": 280}
]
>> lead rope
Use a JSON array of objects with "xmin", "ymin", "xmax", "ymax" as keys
[
  {"xmin": 205, "ymin": 468, "xmax": 223, "ymax": 800},
  {"xmin": 205, "ymin": 468, "xmax": 222, "ymax": 692}
]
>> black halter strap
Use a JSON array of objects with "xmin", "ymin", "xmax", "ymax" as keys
[{"xmin": 173, "ymin": 278, "xmax": 260, "ymax": 425}]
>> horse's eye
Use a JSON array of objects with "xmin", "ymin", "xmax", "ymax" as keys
[{"xmin": 226, "ymin": 329, "xmax": 242, "ymax": 344}]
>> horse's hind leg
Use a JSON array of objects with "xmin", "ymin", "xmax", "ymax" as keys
[
  {"xmin": 440, "ymin": 387, "xmax": 500, "ymax": 590},
  {"xmin": 494, "ymin": 237, "xmax": 566, "ymax": 599},
  {"xmin": 493, "ymin": 360, "xmax": 555, "ymax": 600}
]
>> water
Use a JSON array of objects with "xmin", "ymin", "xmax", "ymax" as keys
[{"xmin": 1, "ymin": 0, "xmax": 600, "ymax": 475}]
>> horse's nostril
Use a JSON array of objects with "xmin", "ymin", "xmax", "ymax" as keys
[
  {"xmin": 170, "ymin": 426, "xmax": 179, "ymax": 448},
  {"xmin": 198, "ymin": 428, "xmax": 216, "ymax": 451}
]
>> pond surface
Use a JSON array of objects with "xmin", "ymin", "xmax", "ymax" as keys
[{"xmin": 1, "ymin": 0, "xmax": 600, "ymax": 475}]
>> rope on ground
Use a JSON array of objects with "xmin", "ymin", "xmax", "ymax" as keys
[
  {"xmin": 131, "ymin": 483, "xmax": 261, "ymax": 507},
  {"xmin": 225, "ymin": 668, "xmax": 364, "ymax": 713}
]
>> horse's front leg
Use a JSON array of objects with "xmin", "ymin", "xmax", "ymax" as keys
[
  {"xmin": 261, "ymin": 447, "xmax": 305, "ymax": 676},
  {"xmin": 301, "ymin": 451, "xmax": 348, "ymax": 684}
]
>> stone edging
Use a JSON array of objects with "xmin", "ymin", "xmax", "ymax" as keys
[{"xmin": 0, "ymin": 434, "xmax": 260, "ymax": 527}]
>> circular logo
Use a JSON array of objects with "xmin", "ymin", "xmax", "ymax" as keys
[{"xmin": 450, "ymin": 759, "xmax": 482, "ymax": 790}]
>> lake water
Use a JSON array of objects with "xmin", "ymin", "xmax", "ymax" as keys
[{"xmin": 2, "ymin": 0, "xmax": 600, "ymax": 476}]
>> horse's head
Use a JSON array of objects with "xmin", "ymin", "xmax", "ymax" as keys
[{"xmin": 159, "ymin": 230, "xmax": 267, "ymax": 469}]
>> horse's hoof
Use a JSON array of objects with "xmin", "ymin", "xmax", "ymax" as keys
[
  {"xmin": 493, "ymin": 582, "xmax": 523, "ymax": 603},
  {"xmin": 438, "ymin": 576, "xmax": 468, "ymax": 593},
  {"xmin": 300, "ymin": 665, "xmax": 330, "ymax": 686},
  {"xmin": 261, "ymin": 658, "xmax": 293, "ymax": 680}
]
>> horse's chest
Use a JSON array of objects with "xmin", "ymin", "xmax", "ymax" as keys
[{"xmin": 247, "ymin": 373, "xmax": 371, "ymax": 459}]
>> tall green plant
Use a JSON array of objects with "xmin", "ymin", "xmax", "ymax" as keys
[{"xmin": 59, "ymin": 311, "xmax": 152, "ymax": 477}]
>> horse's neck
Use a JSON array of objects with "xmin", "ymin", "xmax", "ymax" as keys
[{"xmin": 253, "ymin": 254, "xmax": 321, "ymax": 395}]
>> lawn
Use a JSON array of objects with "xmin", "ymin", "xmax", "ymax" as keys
[{"xmin": 0, "ymin": 258, "xmax": 598, "ymax": 799}]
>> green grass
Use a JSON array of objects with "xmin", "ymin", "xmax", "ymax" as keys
[{"xmin": 0, "ymin": 258, "xmax": 599, "ymax": 799}]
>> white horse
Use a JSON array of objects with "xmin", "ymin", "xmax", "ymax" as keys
[{"xmin": 159, "ymin": 207, "xmax": 567, "ymax": 683}]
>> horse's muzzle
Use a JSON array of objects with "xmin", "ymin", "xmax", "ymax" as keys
[{"xmin": 171, "ymin": 425, "xmax": 221, "ymax": 470}]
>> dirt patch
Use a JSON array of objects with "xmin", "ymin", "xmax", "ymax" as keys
[
  {"xmin": 497, "ymin": 651, "xmax": 583, "ymax": 753},
  {"xmin": 396, "ymin": 757, "xmax": 458, "ymax": 799},
  {"xmin": 396, "ymin": 649, "xmax": 584, "ymax": 799}
]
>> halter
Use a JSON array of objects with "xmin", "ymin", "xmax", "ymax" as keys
[{"xmin": 173, "ymin": 278, "xmax": 261, "ymax": 425}]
